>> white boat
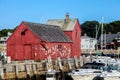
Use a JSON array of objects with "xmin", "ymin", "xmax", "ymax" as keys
[
  {"xmin": 46, "ymin": 70, "xmax": 56, "ymax": 80},
  {"xmin": 101, "ymin": 70, "xmax": 120, "ymax": 80},
  {"xmin": 69, "ymin": 69, "xmax": 102, "ymax": 80},
  {"xmin": 68, "ymin": 62, "xmax": 105, "ymax": 80},
  {"xmin": 68, "ymin": 60, "xmax": 120, "ymax": 80},
  {"xmin": 100, "ymin": 63, "xmax": 120, "ymax": 80},
  {"xmin": 92, "ymin": 56, "xmax": 117, "ymax": 65}
]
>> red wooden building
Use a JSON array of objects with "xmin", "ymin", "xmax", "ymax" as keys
[
  {"xmin": 47, "ymin": 13, "xmax": 81, "ymax": 58},
  {"xmin": 7, "ymin": 13, "xmax": 81, "ymax": 61},
  {"xmin": 7, "ymin": 21, "xmax": 72, "ymax": 61}
]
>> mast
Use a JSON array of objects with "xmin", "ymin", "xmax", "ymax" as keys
[
  {"xmin": 101, "ymin": 17, "xmax": 104, "ymax": 50},
  {"xmin": 95, "ymin": 25, "xmax": 98, "ymax": 50},
  {"xmin": 104, "ymin": 31, "xmax": 106, "ymax": 51},
  {"xmin": 95, "ymin": 25, "xmax": 98, "ymax": 39},
  {"xmin": 95, "ymin": 24, "xmax": 100, "ymax": 51}
]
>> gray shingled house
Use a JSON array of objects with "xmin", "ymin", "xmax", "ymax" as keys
[{"xmin": 98, "ymin": 33, "xmax": 120, "ymax": 49}]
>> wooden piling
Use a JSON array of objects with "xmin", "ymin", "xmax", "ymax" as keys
[
  {"xmin": 0, "ymin": 68, "xmax": 4, "ymax": 79},
  {"xmin": 57, "ymin": 57, "xmax": 63, "ymax": 71},
  {"xmin": 14, "ymin": 65, "xmax": 19, "ymax": 79},
  {"xmin": 74, "ymin": 55, "xmax": 78, "ymax": 69},
  {"xmin": 0, "ymin": 57, "xmax": 89, "ymax": 80},
  {"xmin": 67, "ymin": 56, "xmax": 72, "ymax": 71}
]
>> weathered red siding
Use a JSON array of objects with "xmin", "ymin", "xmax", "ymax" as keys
[
  {"xmin": 7, "ymin": 22, "xmax": 41, "ymax": 60},
  {"xmin": 39, "ymin": 42, "xmax": 71, "ymax": 59},
  {"xmin": 64, "ymin": 20, "xmax": 81, "ymax": 58},
  {"xmin": 72, "ymin": 20, "xmax": 81, "ymax": 58},
  {"xmin": 7, "ymin": 22, "xmax": 72, "ymax": 61}
]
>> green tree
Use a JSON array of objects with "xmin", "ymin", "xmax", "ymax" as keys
[
  {"xmin": 105, "ymin": 20, "xmax": 120, "ymax": 34},
  {"xmin": 81, "ymin": 21, "xmax": 99, "ymax": 38},
  {"xmin": 0, "ymin": 29, "xmax": 14, "ymax": 37},
  {"xmin": 81, "ymin": 20, "xmax": 120, "ymax": 39}
]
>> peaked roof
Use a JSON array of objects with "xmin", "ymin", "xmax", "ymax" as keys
[
  {"xmin": 47, "ymin": 19, "xmax": 77, "ymax": 31},
  {"xmin": 81, "ymin": 35, "xmax": 96, "ymax": 40},
  {"xmin": 98, "ymin": 33, "xmax": 120, "ymax": 44},
  {"xmin": 23, "ymin": 21, "xmax": 72, "ymax": 42}
]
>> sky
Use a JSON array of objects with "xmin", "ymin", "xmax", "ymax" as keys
[{"xmin": 0, "ymin": 0, "xmax": 120, "ymax": 30}]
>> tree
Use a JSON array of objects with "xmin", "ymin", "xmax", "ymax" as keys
[
  {"xmin": 81, "ymin": 20, "xmax": 120, "ymax": 39},
  {"xmin": 0, "ymin": 29, "xmax": 14, "ymax": 37},
  {"xmin": 105, "ymin": 20, "xmax": 120, "ymax": 34},
  {"xmin": 81, "ymin": 21, "xmax": 99, "ymax": 38}
]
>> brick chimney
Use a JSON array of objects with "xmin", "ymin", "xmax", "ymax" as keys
[{"xmin": 65, "ymin": 12, "xmax": 69, "ymax": 21}]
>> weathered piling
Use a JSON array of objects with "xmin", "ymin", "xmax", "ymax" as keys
[
  {"xmin": 74, "ymin": 55, "xmax": 78, "ymax": 69},
  {"xmin": 0, "ymin": 56, "xmax": 93, "ymax": 80},
  {"xmin": 67, "ymin": 56, "xmax": 72, "ymax": 71}
]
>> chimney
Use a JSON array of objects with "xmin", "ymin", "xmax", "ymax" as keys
[
  {"xmin": 65, "ymin": 12, "xmax": 69, "ymax": 20},
  {"xmin": 84, "ymin": 33, "xmax": 87, "ymax": 36}
]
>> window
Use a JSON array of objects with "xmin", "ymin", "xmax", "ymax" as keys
[
  {"xmin": 85, "ymin": 40, "xmax": 88, "ymax": 42},
  {"xmin": 58, "ymin": 45, "xmax": 62, "ymax": 50},
  {"xmin": 75, "ymin": 31, "xmax": 77, "ymax": 38},
  {"xmin": 4, "ymin": 38, "xmax": 6, "ymax": 40},
  {"xmin": 21, "ymin": 29, "xmax": 27, "ymax": 36},
  {"xmin": 89, "ymin": 40, "xmax": 93, "ymax": 43}
]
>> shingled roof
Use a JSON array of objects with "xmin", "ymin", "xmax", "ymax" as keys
[
  {"xmin": 98, "ymin": 33, "xmax": 120, "ymax": 44},
  {"xmin": 81, "ymin": 35, "xmax": 96, "ymax": 40},
  {"xmin": 23, "ymin": 21, "xmax": 72, "ymax": 42},
  {"xmin": 47, "ymin": 19, "xmax": 77, "ymax": 31}
]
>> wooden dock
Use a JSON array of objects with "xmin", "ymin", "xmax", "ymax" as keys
[
  {"xmin": 0, "ymin": 56, "xmax": 91, "ymax": 80},
  {"xmin": 1, "ymin": 50, "xmax": 119, "ymax": 80},
  {"xmin": 82, "ymin": 49, "xmax": 120, "ymax": 55}
]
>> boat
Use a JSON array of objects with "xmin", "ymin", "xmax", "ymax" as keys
[
  {"xmin": 46, "ymin": 69, "xmax": 56, "ymax": 80},
  {"xmin": 68, "ymin": 58, "xmax": 120, "ymax": 80},
  {"xmin": 91, "ymin": 56, "xmax": 120, "ymax": 80},
  {"xmin": 68, "ymin": 62, "xmax": 105, "ymax": 80},
  {"xmin": 100, "ymin": 63, "xmax": 120, "ymax": 80},
  {"xmin": 92, "ymin": 56, "xmax": 117, "ymax": 65},
  {"xmin": 45, "ymin": 56, "xmax": 56, "ymax": 80},
  {"xmin": 69, "ymin": 69, "xmax": 102, "ymax": 80}
]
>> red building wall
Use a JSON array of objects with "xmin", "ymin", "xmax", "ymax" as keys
[
  {"xmin": 7, "ymin": 22, "xmax": 40, "ymax": 60},
  {"xmin": 72, "ymin": 20, "xmax": 81, "ymax": 58},
  {"xmin": 39, "ymin": 42, "xmax": 71, "ymax": 60},
  {"xmin": 7, "ymin": 22, "xmax": 72, "ymax": 61},
  {"xmin": 64, "ymin": 20, "xmax": 81, "ymax": 58}
]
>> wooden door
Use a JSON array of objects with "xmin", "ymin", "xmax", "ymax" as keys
[{"xmin": 24, "ymin": 45, "xmax": 32, "ymax": 60}]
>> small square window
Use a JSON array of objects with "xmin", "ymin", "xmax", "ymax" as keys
[
  {"xmin": 21, "ymin": 29, "xmax": 27, "ymax": 36},
  {"xmin": 58, "ymin": 45, "xmax": 62, "ymax": 50}
]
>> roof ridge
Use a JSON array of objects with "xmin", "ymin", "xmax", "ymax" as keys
[
  {"xmin": 48, "ymin": 18, "xmax": 77, "ymax": 21},
  {"xmin": 23, "ymin": 21, "xmax": 60, "ymax": 27},
  {"xmin": 47, "ymin": 18, "xmax": 78, "ymax": 31}
]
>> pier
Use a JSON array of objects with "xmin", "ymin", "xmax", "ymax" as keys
[
  {"xmin": 82, "ymin": 49, "xmax": 120, "ymax": 55},
  {"xmin": 0, "ymin": 56, "xmax": 90, "ymax": 80},
  {"xmin": 0, "ymin": 49, "xmax": 120, "ymax": 79}
]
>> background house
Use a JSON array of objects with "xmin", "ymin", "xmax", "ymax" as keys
[
  {"xmin": 7, "ymin": 21, "xmax": 72, "ymax": 61},
  {"xmin": 0, "ymin": 32, "xmax": 12, "ymax": 45},
  {"xmin": 0, "ymin": 32, "xmax": 12, "ymax": 64},
  {"xmin": 81, "ymin": 33, "xmax": 97, "ymax": 54},
  {"xmin": 47, "ymin": 13, "xmax": 81, "ymax": 58},
  {"xmin": 98, "ymin": 32, "xmax": 120, "ymax": 50},
  {"xmin": 0, "ymin": 32, "xmax": 12, "ymax": 53}
]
